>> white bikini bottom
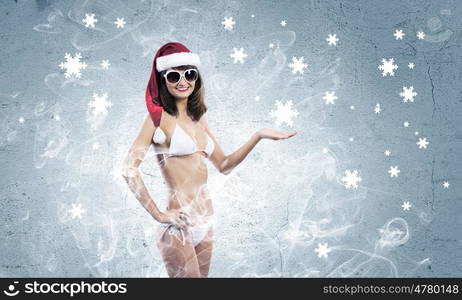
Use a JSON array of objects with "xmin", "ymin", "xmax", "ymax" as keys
[{"xmin": 159, "ymin": 215, "xmax": 216, "ymax": 247}]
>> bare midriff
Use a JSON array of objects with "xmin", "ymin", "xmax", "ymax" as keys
[{"xmin": 155, "ymin": 150, "xmax": 214, "ymax": 227}]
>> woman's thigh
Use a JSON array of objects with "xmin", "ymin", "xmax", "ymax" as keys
[
  {"xmin": 194, "ymin": 226, "xmax": 214, "ymax": 277},
  {"xmin": 156, "ymin": 226, "xmax": 201, "ymax": 278}
]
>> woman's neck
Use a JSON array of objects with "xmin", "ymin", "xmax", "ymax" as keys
[{"xmin": 176, "ymin": 98, "xmax": 188, "ymax": 118}]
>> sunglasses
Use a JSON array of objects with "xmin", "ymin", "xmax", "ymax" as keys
[{"xmin": 163, "ymin": 68, "xmax": 199, "ymax": 84}]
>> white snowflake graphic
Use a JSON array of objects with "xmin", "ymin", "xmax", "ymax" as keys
[
  {"xmin": 443, "ymin": 181, "xmax": 450, "ymax": 189},
  {"xmin": 403, "ymin": 121, "xmax": 410, "ymax": 127},
  {"xmin": 88, "ymin": 92, "xmax": 113, "ymax": 116},
  {"xmin": 408, "ymin": 62, "xmax": 415, "ymax": 69},
  {"xmin": 393, "ymin": 29, "xmax": 405, "ymax": 40},
  {"xmin": 401, "ymin": 201, "xmax": 412, "ymax": 211},
  {"xmin": 417, "ymin": 31, "xmax": 425, "ymax": 40},
  {"xmin": 59, "ymin": 53, "xmax": 88, "ymax": 78},
  {"xmin": 82, "ymin": 13, "xmax": 98, "ymax": 28},
  {"xmin": 69, "ymin": 203, "xmax": 86, "ymax": 219},
  {"xmin": 388, "ymin": 166, "xmax": 400, "ymax": 178},
  {"xmin": 18, "ymin": 117, "xmax": 25, "ymax": 123},
  {"xmin": 280, "ymin": 20, "xmax": 287, "ymax": 27},
  {"xmin": 314, "ymin": 242, "xmax": 332, "ymax": 258},
  {"xmin": 384, "ymin": 150, "xmax": 391, "ymax": 156},
  {"xmin": 400, "ymin": 86, "xmax": 417, "ymax": 103},
  {"xmin": 269, "ymin": 100, "xmax": 299, "ymax": 127},
  {"xmin": 222, "ymin": 16, "xmax": 235, "ymax": 31},
  {"xmin": 230, "ymin": 47, "xmax": 248, "ymax": 64},
  {"xmin": 114, "ymin": 17, "xmax": 126, "ymax": 29},
  {"xmin": 322, "ymin": 91, "xmax": 338, "ymax": 105},
  {"xmin": 100, "ymin": 60, "xmax": 110, "ymax": 69},
  {"xmin": 378, "ymin": 58, "xmax": 398, "ymax": 77},
  {"xmin": 288, "ymin": 56, "xmax": 308, "ymax": 75},
  {"xmin": 326, "ymin": 34, "xmax": 339, "ymax": 46},
  {"xmin": 416, "ymin": 137, "xmax": 429, "ymax": 149},
  {"xmin": 341, "ymin": 169, "xmax": 362, "ymax": 189},
  {"xmin": 374, "ymin": 103, "xmax": 381, "ymax": 114}
]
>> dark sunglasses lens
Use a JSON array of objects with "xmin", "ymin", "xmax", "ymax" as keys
[
  {"xmin": 185, "ymin": 69, "xmax": 198, "ymax": 81},
  {"xmin": 166, "ymin": 72, "xmax": 180, "ymax": 83}
]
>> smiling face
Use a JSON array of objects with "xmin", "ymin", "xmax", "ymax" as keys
[
  {"xmin": 157, "ymin": 64, "xmax": 206, "ymax": 121},
  {"xmin": 163, "ymin": 66, "xmax": 197, "ymax": 100}
]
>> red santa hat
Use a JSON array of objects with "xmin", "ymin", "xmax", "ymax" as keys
[{"xmin": 145, "ymin": 42, "xmax": 201, "ymax": 127}]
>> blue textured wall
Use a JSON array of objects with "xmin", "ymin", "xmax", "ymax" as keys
[{"xmin": 1, "ymin": 0, "xmax": 461, "ymax": 277}]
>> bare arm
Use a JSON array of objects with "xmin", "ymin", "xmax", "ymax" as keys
[
  {"xmin": 201, "ymin": 116, "xmax": 297, "ymax": 175},
  {"xmin": 121, "ymin": 113, "xmax": 164, "ymax": 221},
  {"xmin": 220, "ymin": 132, "xmax": 261, "ymax": 175}
]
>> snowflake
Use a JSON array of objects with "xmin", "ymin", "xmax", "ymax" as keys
[
  {"xmin": 222, "ymin": 16, "xmax": 235, "ymax": 31},
  {"xmin": 384, "ymin": 150, "xmax": 391, "ymax": 156},
  {"xmin": 269, "ymin": 100, "xmax": 299, "ymax": 127},
  {"xmin": 100, "ymin": 60, "xmax": 110, "ymax": 69},
  {"xmin": 401, "ymin": 201, "xmax": 412, "ymax": 211},
  {"xmin": 378, "ymin": 58, "xmax": 398, "ymax": 77},
  {"xmin": 288, "ymin": 56, "xmax": 308, "ymax": 75},
  {"xmin": 408, "ymin": 62, "xmax": 415, "ymax": 69},
  {"xmin": 403, "ymin": 121, "xmax": 410, "ymax": 127},
  {"xmin": 88, "ymin": 92, "xmax": 113, "ymax": 116},
  {"xmin": 82, "ymin": 13, "xmax": 98, "ymax": 28},
  {"xmin": 229, "ymin": 47, "xmax": 248, "ymax": 64},
  {"xmin": 59, "ymin": 52, "xmax": 88, "ymax": 78},
  {"xmin": 269, "ymin": 43, "xmax": 274, "ymax": 48},
  {"xmin": 314, "ymin": 242, "xmax": 332, "ymax": 258},
  {"xmin": 18, "ymin": 117, "xmax": 25, "ymax": 123},
  {"xmin": 388, "ymin": 166, "xmax": 400, "ymax": 178},
  {"xmin": 417, "ymin": 31, "xmax": 425, "ymax": 40},
  {"xmin": 322, "ymin": 91, "xmax": 338, "ymax": 105},
  {"xmin": 443, "ymin": 181, "xmax": 450, "ymax": 188},
  {"xmin": 341, "ymin": 169, "xmax": 362, "ymax": 189},
  {"xmin": 393, "ymin": 29, "xmax": 405, "ymax": 40},
  {"xmin": 416, "ymin": 137, "xmax": 429, "ymax": 149},
  {"xmin": 400, "ymin": 86, "xmax": 417, "ymax": 103},
  {"xmin": 326, "ymin": 33, "xmax": 339, "ymax": 46},
  {"xmin": 114, "ymin": 17, "xmax": 126, "ymax": 29},
  {"xmin": 69, "ymin": 203, "xmax": 85, "ymax": 219},
  {"xmin": 374, "ymin": 103, "xmax": 381, "ymax": 114},
  {"xmin": 280, "ymin": 20, "xmax": 287, "ymax": 27}
]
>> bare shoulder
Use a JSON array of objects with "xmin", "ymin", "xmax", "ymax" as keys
[
  {"xmin": 143, "ymin": 112, "xmax": 156, "ymax": 130},
  {"xmin": 136, "ymin": 113, "xmax": 156, "ymax": 145},
  {"xmin": 198, "ymin": 113, "xmax": 209, "ymax": 129}
]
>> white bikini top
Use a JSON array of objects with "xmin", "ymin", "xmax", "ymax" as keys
[{"xmin": 152, "ymin": 122, "xmax": 215, "ymax": 158}]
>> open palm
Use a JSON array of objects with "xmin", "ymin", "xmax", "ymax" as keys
[{"xmin": 258, "ymin": 128, "xmax": 297, "ymax": 140}]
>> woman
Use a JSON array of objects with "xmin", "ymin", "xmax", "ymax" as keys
[{"xmin": 122, "ymin": 42, "xmax": 297, "ymax": 277}]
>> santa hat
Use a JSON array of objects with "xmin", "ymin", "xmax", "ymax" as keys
[{"xmin": 145, "ymin": 42, "xmax": 201, "ymax": 127}]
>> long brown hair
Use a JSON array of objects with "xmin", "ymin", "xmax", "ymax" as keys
[{"xmin": 157, "ymin": 65, "xmax": 207, "ymax": 122}]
